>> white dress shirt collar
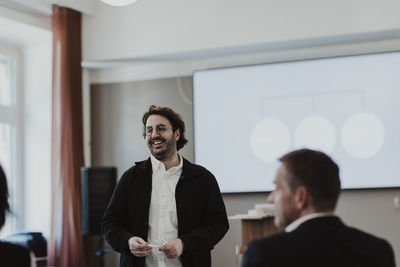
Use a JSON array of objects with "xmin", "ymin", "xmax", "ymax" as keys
[
  {"xmin": 150, "ymin": 153, "xmax": 183, "ymax": 175},
  {"xmin": 285, "ymin": 212, "xmax": 336, "ymax": 232}
]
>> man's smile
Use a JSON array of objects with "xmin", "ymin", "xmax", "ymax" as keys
[{"xmin": 151, "ymin": 138, "xmax": 166, "ymax": 147}]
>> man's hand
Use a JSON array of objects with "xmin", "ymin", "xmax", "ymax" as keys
[
  {"xmin": 128, "ymin": 236, "xmax": 152, "ymax": 257},
  {"xmin": 159, "ymin": 238, "xmax": 184, "ymax": 259}
]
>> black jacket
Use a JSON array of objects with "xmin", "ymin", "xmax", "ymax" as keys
[
  {"xmin": 0, "ymin": 241, "xmax": 31, "ymax": 267},
  {"xmin": 242, "ymin": 216, "xmax": 395, "ymax": 267},
  {"xmin": 101, "ymin": 157, "xmax": 229, "ymax": 267}
]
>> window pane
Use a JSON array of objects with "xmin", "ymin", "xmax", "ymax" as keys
[
  {"xmin": 0, "ymin": 55, "xmax": 13, "ymax": 106},
  {"xmin": 0, "ymin": 122, "xmax": 13, "ymax": 238},
  {"xmin": 0, "ymin": 122, "xmax": 12, "ymax": 176}
]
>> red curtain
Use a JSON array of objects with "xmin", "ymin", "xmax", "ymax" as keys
[{"xmin": 48, "ymin": 5, "xmax": 92, "ymax": 267}]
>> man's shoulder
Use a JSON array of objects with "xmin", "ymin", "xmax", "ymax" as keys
[
  {"xmin": 344, "ymin": 225, "xmax": 394, "ymax": 249},
  {"xmin": 252, "ymin": 219, "xmax": 393, "ymax": 249},
  {"xmin": 133, "ymin": 158, "xmax": 150, "ymax": 168},
  {"xmin": 182, "ymin": 158, "xmax": 214, "ymax": 178},
  {"xmin": 249, "ymin": 231, "xmax": 290, "ymax": 248},
  {"xmin": 245, "ymin": 232, "xmax": 291, "ymax": 264},
  {"xmin": 119, "ymin": 159, "xmax": 151, "ymax": 180},
  {"xmin": 129, "ymin": 158, "xmax": 151, "ymax": 171},
  {"xmin": 247, "ymin": 223, "xmax": 322, "ymax": 251},
  {"xmin": 0, "ymin": 241, "xmax": 30, "ymax": 263},
  {"xmin": 0, "ymin": 241, "xmax": 29, "ymax": 252}
]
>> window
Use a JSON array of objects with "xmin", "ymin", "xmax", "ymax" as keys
[
  {"xmin": 0, "ymin": 43, "xmax": 21, "ymax": 238},
  {"xmin": 0, "ymin": 55, "xmax": 14, "ymax": 106}
]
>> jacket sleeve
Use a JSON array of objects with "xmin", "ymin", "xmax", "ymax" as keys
[
  {"xmin": 179, "ymin": 173, "xmax": 229, "ymax": 254},
  {"xmin": 101, "ymin": 169, "xmax": 134, "ymax": 255}
]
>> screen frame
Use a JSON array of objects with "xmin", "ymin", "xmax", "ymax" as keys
[{"xmin": 192, "ymin": 50, "xmax": 400, "ymax": 194}]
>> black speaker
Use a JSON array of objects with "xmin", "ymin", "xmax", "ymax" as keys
[{"xmin": 81, "ymin": 167, "xmax": 117, "ymax": 235}]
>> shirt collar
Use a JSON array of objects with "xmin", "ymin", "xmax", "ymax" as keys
[
  {"xmin": 150, "ymin": 153, "xmax": 183, "ymax": 174},
  {"xmin": 285, "ymin": 212, "xmax": 336, "ymax": 232}
]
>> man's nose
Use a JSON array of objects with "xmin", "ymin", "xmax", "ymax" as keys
[
  {"xmin": 266, "ymin": 191, "xmax": 275, "ymax": 203},
  {"xmin": 151, "ymin": 129, "xmax": 161, "ymax": 137}
]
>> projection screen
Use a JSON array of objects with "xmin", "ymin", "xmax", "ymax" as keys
[{"xmin": 193, "ymin": 52, "xmax": 400, "ymax": 193}]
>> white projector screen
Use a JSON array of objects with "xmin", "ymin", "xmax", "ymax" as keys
[{"xmin": 193, "ymin": 52, "xmax": 400, "ymax": 193}]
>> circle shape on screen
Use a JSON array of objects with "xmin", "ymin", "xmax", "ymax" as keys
[
  {"xmin": 250, "ymin": 118, "xmax": 291, "ymax": 163},
  {"xmin": 341, "ymin": 112, "xmax": 385, "ymax": 159},
  {"xmin": 294, "ymin": 115, "xmax": 336, "ymax": 153}
]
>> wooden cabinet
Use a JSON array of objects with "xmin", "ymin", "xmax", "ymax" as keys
[{"xmin": 238, "ymin": 216, "xmax": 282, "ymax": 253}]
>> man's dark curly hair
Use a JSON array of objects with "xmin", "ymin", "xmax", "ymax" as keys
[
  {"xmin": 142, "ymin": 105, "xmax": 188, "ymax": 151},
  {"xmin": 0, "ymin": 165, "xmax": 10, "ymax": 229}
]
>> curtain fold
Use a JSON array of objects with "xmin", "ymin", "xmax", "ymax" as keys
[{"xmin": 49, "ymin": 5, "xmax": 92, "ymax": 267}]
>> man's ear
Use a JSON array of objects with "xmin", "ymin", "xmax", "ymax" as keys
[
  {"xmin": 175, "ymin": 128, "xmax": 181, "ymax": 141},
  {"xmin": 295, "ymin": 186, "xmax": 309, "ymax": 210}
]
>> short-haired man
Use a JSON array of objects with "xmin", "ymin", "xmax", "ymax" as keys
[
  {"xmin": 242, "ymin": 149, "xmax": 395, "ymax": 267},
  {"xmin": 101, "ymin": 105, "xmax": 229, "ymax": 267}
]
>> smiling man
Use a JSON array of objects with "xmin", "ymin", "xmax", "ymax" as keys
[
  {"xmin": 101, "ymin": 105, "xmax": 229, "ymax": 267},
  {"xmin": 242, "ymin": 148, "xmax": 395, "ymax": 267}
]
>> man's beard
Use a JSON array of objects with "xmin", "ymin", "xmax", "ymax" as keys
[{"xmin": 148, "ymin": 136, "xmax": 176, "ymax": 160}]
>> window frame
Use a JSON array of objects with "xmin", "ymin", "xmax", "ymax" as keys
[{"xmin": 0, "ymin": 41, "xmax": 23, "ymax": 236}]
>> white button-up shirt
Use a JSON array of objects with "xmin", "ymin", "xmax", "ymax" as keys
[{"xmin": 145, "ymin": 154, "xmax": 183, "ymax": 267}]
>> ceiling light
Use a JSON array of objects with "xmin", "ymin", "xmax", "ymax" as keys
[{"xmin": 101, "ymin": 0, "xmax": 138, "ymax": 6}]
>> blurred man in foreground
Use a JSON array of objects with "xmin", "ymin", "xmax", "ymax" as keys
[{"xmin": 242, "ymin": 148, "xmax": 395, "ymax": 267}]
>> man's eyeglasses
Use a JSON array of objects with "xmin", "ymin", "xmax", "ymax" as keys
[{"xmin": 144, "ymin": 125, "xmax": 172, "ymax": 136}]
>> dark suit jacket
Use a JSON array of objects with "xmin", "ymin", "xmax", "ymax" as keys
[
  {"xmin": 242, "ymin": 216, "xmax": 395, "ymax": 267},
  {"xmin": 101, "ymin": 157, "xmax": 229, "ymax": 267},
  {"xmin": 0, "ymin": 241, "xmax": 31, "ymax": 267}
]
